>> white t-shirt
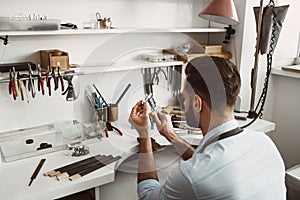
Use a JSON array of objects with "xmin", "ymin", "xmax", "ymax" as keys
[{"xmin": 138, "ymin": 120, "xmax": 286, "ymax": 200}]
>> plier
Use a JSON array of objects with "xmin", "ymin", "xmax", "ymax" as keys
[
  {"xmin": 57, "ymin": 64, "xmax": 64, "ymax": 92},
  {"xmin": 8, "ymin": 68, "xmax": 17, "ymax": 100},
  {"xmin": 52, "ymin": 66, "xmax": 58, "ymax": 91},
  {"xmin": 37, "ymin": 64, "xmax": 45, "ymax": 95},
  {"xmin": 105, "ymin": 122, "xmax": 123, "ymax": 137},
  {"xmin": 28, "ymin": 64, "xmax": 36, "ymax": 98},
  {"xmin": 16, "ymin": 72, "xmax": 24, "ymax": 101},
  {"xmin": 46, "ymin": 66, "xmax": 51, "ymax": 96}
]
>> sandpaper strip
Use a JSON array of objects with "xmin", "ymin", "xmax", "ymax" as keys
[
  {"xmin": 69, "ymin": 156, "xmax": 122, "ymax": 181},
  {"xmin": 56, "ymin": 155, "xmax": 114, "ymax": 181},
  {"xmin": 44, "ymin": 154, "xmax": 105, "ymax": 177}
]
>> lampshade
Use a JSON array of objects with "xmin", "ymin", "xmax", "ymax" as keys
[{"xmin": 198, "ymin": 0, "xmax": 239, "ymax": 26}]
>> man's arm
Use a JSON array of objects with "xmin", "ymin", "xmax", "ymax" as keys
[
  {"xmin": 138, "ymin": 136, "xmax": 158, "ymax": 183},
  {"xmin": 128, "ymin": 101, "xmax": 159, "ymax": 183},
  {"xmin": 150, "ymin": 112, "xmax": 195, "ymax": 161}
]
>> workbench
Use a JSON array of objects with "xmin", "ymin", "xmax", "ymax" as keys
[{"xmin": 0, "ymin": 117, "xmax": 275, "ymax": 200}]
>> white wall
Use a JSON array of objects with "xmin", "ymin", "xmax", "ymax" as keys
[
  {"xmin": 0, "ymin": 0, "xmax": 221, "ymax": 133},
  {"xmin": 237, "ymin": 0, "xmax": 300, "ymax": 168}
]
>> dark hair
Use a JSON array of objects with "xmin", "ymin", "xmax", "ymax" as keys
[{"xmin": 185, "ymin": 56, "xmax": 241, "ymax": 110}]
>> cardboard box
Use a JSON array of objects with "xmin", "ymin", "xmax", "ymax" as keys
[{"xmin": 40, "ymin": 49, "xmax": 69, "ymax": 71}]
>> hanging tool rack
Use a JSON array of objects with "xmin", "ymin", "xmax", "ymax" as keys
[{"xmin": 0, "ymin": 62, "xmax": 80, "ymax": 102}]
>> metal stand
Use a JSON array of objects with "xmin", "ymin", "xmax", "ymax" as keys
[{"xmin": 248, "ymin": 0, "xmax": 264, "ymax": 118}]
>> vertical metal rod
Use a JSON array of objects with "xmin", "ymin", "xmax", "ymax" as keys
[{"xmin": 248, "ymin": 0, "xmax": 264, "ymax": 118}]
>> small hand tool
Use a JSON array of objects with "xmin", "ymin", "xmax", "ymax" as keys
[
  {"xmin": 18, "ymin": 73, "xmax": 29, "ymax": 103},
  {"xmin": 8, "ymin": 68, "xmax": 17, "ymax": 100},
  {"xmin": 141, "ymin": 93, "xmax": 156, "ymax": 112},
  {"xmin": 28, "ymin": 64, "xmax": 36, "ymax": 98},
  {"xmin": 141, "ymin": 93, "xmax": 153, "ymax": 104},
  {"xmin": 28, "ymin": 158, "xmax": 46, "ymax": 186},
  {"xmin": 8, "ymin": 69, "xmax": 13, "ymax": 95},
  {"xmin": 93, "ymin": 84, "xmax": 108, "ymax": 107},
  {"xmin": 37, "ymin": 64, "xmax": 45, "ymax": 95},
  {"xmin": 69, "ymin": 156, "xmax": 121, "ymax": 181},
  {"xmin": 17, "ymin": 72, "xmax": 24, "ymax": 101},
  {"xmin": 57, "ymin": 64, "xmax": 64, "ymax": 92},
  {"xmin": 46, "ymin": 66, "xmax": 51, "ymax": 96},
  {"xmin": 12, "ymin": 67, "xmax": 19, "ymax": 98},
  {"xmin": 115, "ymin": 83, "xmax": 131, "ymax": 105},
  {"xmin": 52, "ymin": 66, "xmax": 58, "ymax": 91},
  {"xmin": 44, "ymin": 154, "xmax": 104, "ymax": 177},
  {"xmin": 105, "ymin": 122, "xmax": 123, "ymax": 137}
]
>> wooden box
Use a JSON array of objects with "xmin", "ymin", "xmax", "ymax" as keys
[
  {"xmin": 201, "ymin": 45, "xmax": 222, "ymax": 54},
  {"xmin": 40, "ymin": 49, "xmax": 69, "ymax": 71}
]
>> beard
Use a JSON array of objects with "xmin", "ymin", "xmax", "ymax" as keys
[{"xmin": 185, "ymin": 100, "xmax": 200, "ymax": 128}]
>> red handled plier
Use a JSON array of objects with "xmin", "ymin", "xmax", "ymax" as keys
[{"xmin": 105, "ymin": 122, "xmax": 123, "ymax": 137}]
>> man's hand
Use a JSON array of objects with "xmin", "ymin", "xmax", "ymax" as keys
[
  {"xmin": 129, "ymin": 101, "xmax": 150, "ymax": 138},
  {"xmin": 149, "ymin": 111, "xmax": 177, "ymax": 142}
]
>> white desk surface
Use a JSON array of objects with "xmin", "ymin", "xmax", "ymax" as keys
[{"xmin": 0, "ymin": 118, "xmax": 275, "ymax": 200}]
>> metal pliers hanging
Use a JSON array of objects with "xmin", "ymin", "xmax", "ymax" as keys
[
  {"xmin": 8, "ymin": 67, "xmax": 18, "ymax": 100},
  {"xmin": 16, "ymin": 71, "xmax": 24, "ymax": 101},
  {"xmin": 52, "ymin": 66, "xmax": 58, "ymax": 91},
  {"xmin": 46, "ymin": 66, "xmax": 52, "ymax": 96},
  {"xmin": 105, "ymin": 122, "xmax": 123, "ymax": 137},
  {"xmin": 57, "ymin": 64, "xmax": 64, "ymax": 92},
  {"xmin": 28, "ymin": 63, "xmax": 36, "ymax": 98},
  {"xmin": 37, "ymin": 64, "xmax": 45, "ymax": 95}
]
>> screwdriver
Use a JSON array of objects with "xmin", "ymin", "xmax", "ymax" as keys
[{"xmin": 28, "ymin": 158, "xmax": 46, "ymax": 186}]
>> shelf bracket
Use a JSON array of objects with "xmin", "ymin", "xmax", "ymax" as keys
[{"xmin": 0, "ymin": 35, "xmax": 8, "ymax": 45}]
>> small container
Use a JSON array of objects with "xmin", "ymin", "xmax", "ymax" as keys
[
  {"xmin": 96, "ymin": 106, "xmax": 108, "ymax": 122},
  {"xmin": 107, "ymin": 103, "xmax": 118, "ymax": 122},
  {"xmin": 61, "ymin": 120, "xmax": 83, "ymax": 140}
]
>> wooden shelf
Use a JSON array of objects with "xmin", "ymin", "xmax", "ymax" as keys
[
  {"xmin": 0, "ymin": 27, "xmax": 226, "ymax": 36},
  {"xmin": 272, "ymin": 66, "xmax": 300, "ymax": 79}
]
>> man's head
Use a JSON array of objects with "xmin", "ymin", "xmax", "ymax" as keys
[{"xmin": 182, "ymin": 56, "xmax": 241, "ymax": 130}]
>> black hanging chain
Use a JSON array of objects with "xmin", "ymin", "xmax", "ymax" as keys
[{"xmin": 242, "ymin": 0, "xmax": 277, "ymax": 129}]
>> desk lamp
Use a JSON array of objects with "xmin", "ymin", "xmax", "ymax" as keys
[{"xmin": 198, "ymin": 0, "xmax": 239, "ymax": 43}]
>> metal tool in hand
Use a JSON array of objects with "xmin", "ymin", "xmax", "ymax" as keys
[
  {"xmin": 142, "ymin": 93, "xmax": 156, "ymax": 112},
  {"xmin": 105, "ymin": 122, "xmax": 123, "ymax": 137}
]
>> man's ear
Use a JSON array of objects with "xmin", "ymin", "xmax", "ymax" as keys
[{"xmin": 194, "ymin": 94, "xmax": 202, "ymax": 112}]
